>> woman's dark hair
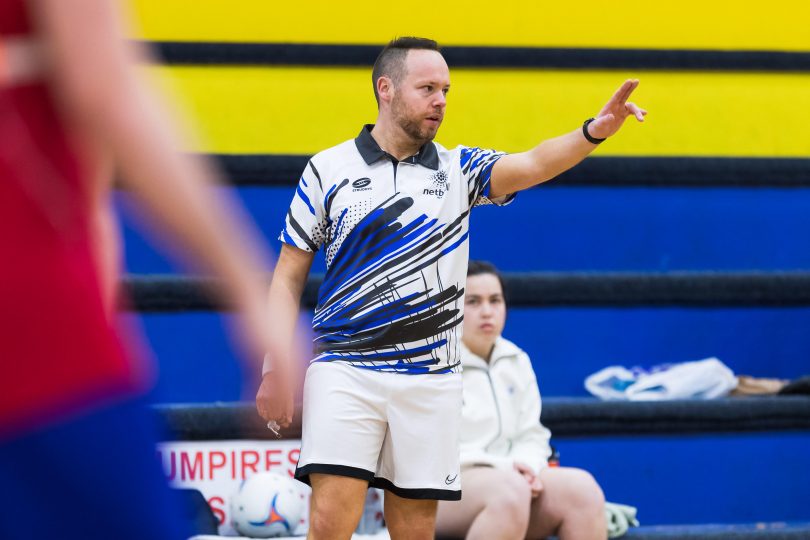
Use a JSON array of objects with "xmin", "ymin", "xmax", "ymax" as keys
[{"xmin": 467, "ymin": 260, "xmax": 507, "ymax": 301}]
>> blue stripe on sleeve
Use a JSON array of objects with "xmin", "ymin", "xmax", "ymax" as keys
[{"xmin": 296, "ymin": 184, "xmax": 317, "ymax": 216}]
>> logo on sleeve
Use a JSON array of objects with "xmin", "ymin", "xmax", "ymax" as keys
[
  {"xmin": 352, "ymin": 177, "xmax": 372, "ymax": 191},
  {"xmin": 424, "ymin": 170, "xmax": 449, "ymax": 198}
]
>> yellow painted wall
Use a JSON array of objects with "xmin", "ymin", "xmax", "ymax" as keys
[
  {"xmin": 129, "ymin": 0, "xmax": 810, "ymax": 52},
  {"xmin": 149, "ymin": 66, "xmax": 810, "ymax": 157}
]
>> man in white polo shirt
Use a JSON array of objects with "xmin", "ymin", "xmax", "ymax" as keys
[{"xmin": 257, "ymin": 37, "xmax": 646, "ymax": 539}]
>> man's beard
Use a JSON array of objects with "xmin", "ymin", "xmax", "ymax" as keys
[{"xmin": 392, "ymin": 98, "xmax": 438, "ymax": 144}]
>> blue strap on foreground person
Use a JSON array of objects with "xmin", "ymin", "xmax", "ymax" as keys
[{"xmin": 257, "ymin": 36, "xmax": 646, "ymax": 540}]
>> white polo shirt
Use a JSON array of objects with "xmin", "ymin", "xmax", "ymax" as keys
[{"xmin": 281, "ymin": 125, "xmax": 514, "ymax": 374}]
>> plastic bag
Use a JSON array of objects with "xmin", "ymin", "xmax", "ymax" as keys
[{"xmin": 585, "ymin": 358, "xmax": 737, "ymax": 401}]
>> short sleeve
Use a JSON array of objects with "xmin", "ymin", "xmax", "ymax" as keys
[
  {"xmin": 279, "ymin": 160, "xmax": 328, "ymax": 252},
  {"xmin": 458, "ymin": 146, "xmax": 515, "ymax": 207}
]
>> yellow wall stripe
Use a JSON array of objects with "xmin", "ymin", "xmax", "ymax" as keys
[
  {"xmin": 148, "ymin": 66, "xmax": 810, "ymax": 157},
  {"xmin": 129, "ymin": 0, "xmax": 810, "ymax": 52}
]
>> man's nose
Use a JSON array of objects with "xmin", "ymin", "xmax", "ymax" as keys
[{"xmin": 433, "ymin": 91, "xmax": 446, "ymax": 108}]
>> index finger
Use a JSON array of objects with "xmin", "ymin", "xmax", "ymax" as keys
[{"xmin": 609, "ymin": 79, "xmax": 639, "ymax": 107}]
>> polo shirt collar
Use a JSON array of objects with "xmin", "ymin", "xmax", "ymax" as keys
[{"xmin": 354, "ymin": 124, "xmax": 439, "ymax": 170}]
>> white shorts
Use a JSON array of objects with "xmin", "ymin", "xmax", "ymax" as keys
[{"xmin": 295, "ymin": 361, "xmax": 463, "ymax": 500}]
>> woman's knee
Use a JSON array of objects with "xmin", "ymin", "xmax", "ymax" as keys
[
  {"xmin": 558, "ymin": 468, "xmax": 605, "ymax": 518},
  {"xmin": 575, "ymin": 470, "xmax": 605, "ymax": 508},
  {"xmin": 487, "ymin": 469, "xmax": 532, "ymax": 525}
]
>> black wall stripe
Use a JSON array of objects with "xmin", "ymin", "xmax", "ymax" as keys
[
  {"xmin": 542, "ymin": 396, "xmax": 810, "ymax": 437},
  {"xmin": 555, "ymin": 157, "xmax": 810, "ymax": 188},
  {"xmin": 153, "ymin": 396, "xmax": 810, "ymax": 441},
  {"xmin": 148, "ymin": 42, "xmax": 810, "ymax": 72},
  {"xmin": 123, "ymin": 272, "xmax": 810, "ymax": 312},
  {"xmin": 211, "ymin": 155, "xmax": 810, "ymax": 188},
  {"xmin": 213, "ymin": 154, "xmax": 308, "ymax": 186}
]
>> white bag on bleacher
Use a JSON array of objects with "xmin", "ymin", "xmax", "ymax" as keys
[{"xmin": 586, "ymin": 357, "xmax": 738, "ymax": 400}]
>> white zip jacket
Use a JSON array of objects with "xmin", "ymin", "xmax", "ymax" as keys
[{"xmin": 459, "ymin": 337, "xmax": 552, "ymax": 476}]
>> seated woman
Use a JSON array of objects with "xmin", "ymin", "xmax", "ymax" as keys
[{"xmin": 436, "ymin": 261, "xmax": 607, "ymax": 540}]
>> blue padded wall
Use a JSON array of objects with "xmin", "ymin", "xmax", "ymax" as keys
[
  {"xmin": 135, "ymin": 308, "xmax": 810, "ymax": 402},
  {"xmin": 507, "ymin": 307, "xmax": 810, "ymax": 396},
  {"xmin": 119, "ymin": 186, "xmax": 810, "ymax": 274},
  {"xmin": 556, "ymin": 432, "xmax": 810, "ymax": 525}
]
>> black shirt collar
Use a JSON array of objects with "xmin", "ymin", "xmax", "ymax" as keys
[{"xmin": 354, "ymin": 124, "xmax": 439, "ymax": 170}]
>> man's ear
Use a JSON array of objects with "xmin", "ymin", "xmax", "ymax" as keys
[{"xmin": 377, "ymin": 75, "xmax": 394, "ymax": 104}]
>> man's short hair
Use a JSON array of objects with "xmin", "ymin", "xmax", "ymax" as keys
[{"xmin": 371, "ymin": 37, "xmax": 440, "ymax": 106}]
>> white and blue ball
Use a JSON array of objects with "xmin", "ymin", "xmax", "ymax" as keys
[{"xmin": 231, "ymin": 472, "xmax": 305, "ymax": 538}]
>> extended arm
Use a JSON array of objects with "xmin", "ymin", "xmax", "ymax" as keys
[{"xmin": 489, "ymin": 79, "xmax": 647, "ymax": 199}]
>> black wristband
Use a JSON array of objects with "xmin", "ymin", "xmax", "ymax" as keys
[{"xmin": 582, "ymin": 118, "xmax": 606, "ymax": 144}]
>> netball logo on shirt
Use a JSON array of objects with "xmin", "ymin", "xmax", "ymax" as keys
[{"xmin": 424, "ymin": 170, "xmax": 449, "ymax": 199}]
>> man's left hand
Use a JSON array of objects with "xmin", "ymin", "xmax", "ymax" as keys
[{"xmin": 587, "ymin": 79, "xmax": 647, "ymax": 140}]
